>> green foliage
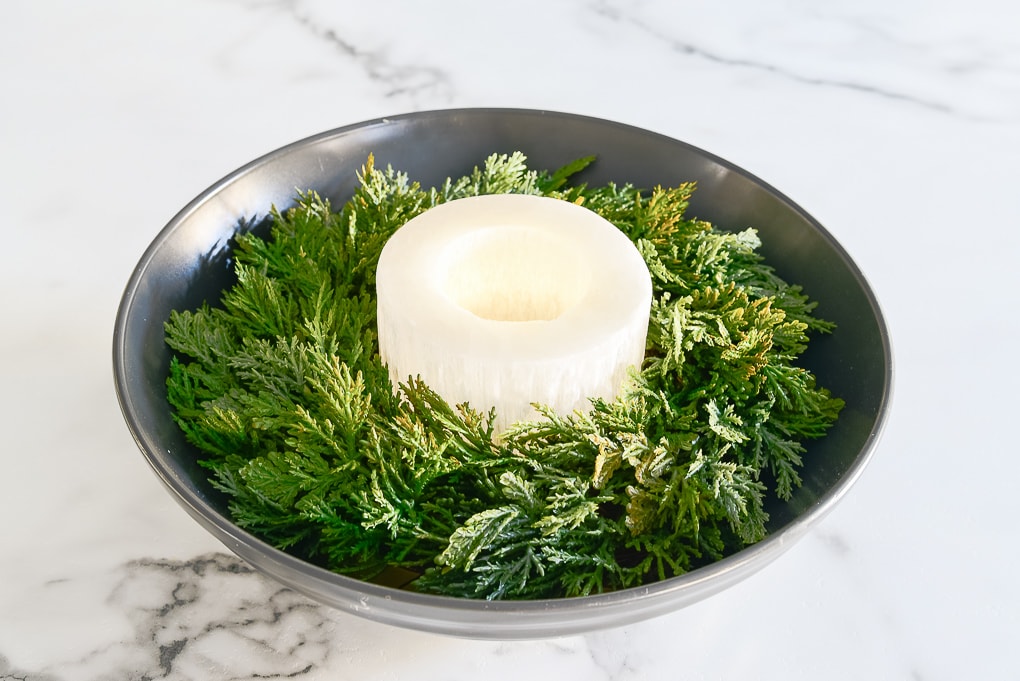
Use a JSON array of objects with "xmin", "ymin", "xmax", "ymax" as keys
[{"xmin": 165, "ymin": 152, "xmax": 843, "ymax": 600}]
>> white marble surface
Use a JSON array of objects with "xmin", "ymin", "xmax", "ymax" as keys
[{"xmin": 2, "ymin": 0, "xmax": 1018, "ymax": 678}]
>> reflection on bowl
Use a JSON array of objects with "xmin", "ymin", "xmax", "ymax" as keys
[{"xmin": 113, "ymin": 109, "xmax": 891, "ymax": 639}]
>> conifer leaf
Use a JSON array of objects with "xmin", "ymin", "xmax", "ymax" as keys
[{"xmin": 438, "ymin": 506, "xmax": 524, "ymax": 571}]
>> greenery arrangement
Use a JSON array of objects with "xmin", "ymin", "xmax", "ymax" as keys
[{"xmin": 164, "ymin": 152, "xmax": 843, "ymax": 600}]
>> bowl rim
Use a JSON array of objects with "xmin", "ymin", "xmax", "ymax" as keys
[{"xmin": 113, "ymin": 107, "xmax": 894, "ymax": 637}]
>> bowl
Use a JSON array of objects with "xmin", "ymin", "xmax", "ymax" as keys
[{"xmin": 113, "ymin": 108, "xmax": 892, "ymax": 639}]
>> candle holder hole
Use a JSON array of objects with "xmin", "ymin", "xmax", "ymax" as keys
[{"xmin": 442, "ymin": 226, "xmax": 590, "ymax": 322}]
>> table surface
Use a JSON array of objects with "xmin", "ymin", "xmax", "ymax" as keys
[{"xmin": 2, "ymin": 1, "xmax": 1018, "ymax": 679}]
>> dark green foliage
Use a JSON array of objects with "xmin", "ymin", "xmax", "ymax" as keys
[{"xmin": 164, "ymin": 153, "xmax": 843, "ymax": 599}]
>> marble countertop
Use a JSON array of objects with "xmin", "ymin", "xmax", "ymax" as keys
[{"xmin": 2, "ymin": 1, "xmax": 1018, "ymax": 678}]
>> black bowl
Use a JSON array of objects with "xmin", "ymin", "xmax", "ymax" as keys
[{"xmin": 113, "ymin": 109, "xmax": 892, "ymax": 639}]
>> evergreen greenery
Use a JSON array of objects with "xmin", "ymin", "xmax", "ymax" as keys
[{"xmin": 164, "ymin": 152, "xmax": 843, "ymax": 599}]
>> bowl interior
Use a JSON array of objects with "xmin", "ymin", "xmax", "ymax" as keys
[{"xmin": 114, "ymin": 109, "xmax": 891, "ymax": 638}]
